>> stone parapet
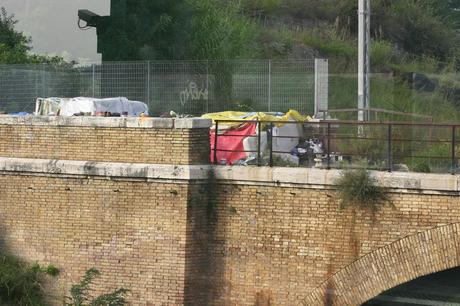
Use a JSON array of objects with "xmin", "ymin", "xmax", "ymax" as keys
[
  {"xmin": 0, "ymin": 116, "xmax": 211, "ymax": 165},
  {"xmin": 0, "ymin": 115, "xmax": 459, "ymax": 306},
  {"xmin": 0, "ymin": 115, "xmax": 212, "ymax": 129}
]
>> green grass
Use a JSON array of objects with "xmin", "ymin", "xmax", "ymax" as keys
[{"xmin": 328, "ymin": 72, "xmax": 460, "ymax": 123}]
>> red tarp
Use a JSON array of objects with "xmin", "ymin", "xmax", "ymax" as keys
[{"xmin": 210, "ymin": 123, "xmax": 257, "ymax": 165}]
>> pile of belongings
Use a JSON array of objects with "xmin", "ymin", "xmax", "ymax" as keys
[
  {"xmin": 291, "ymin": 138, "xmax": 325, "ymax": 167},
  {"xmin": 35, "ymin": 97, "xmax": 149, "ymax": 117},
  {"xmin": 202, "ymin": 110, "xmax": 312, "ymax": 165}
]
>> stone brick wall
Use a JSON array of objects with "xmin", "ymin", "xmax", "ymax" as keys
[
  {"xmin": 305, "ymin": 222, "xmax": 460, "ymax": 305},
  {"xmin": 1, "ymin": 115, "xmax": 459, "ymax": 306},
  {"xmin": 0, "ymin": 172, "xmax": 200, "ymax": 305},
  {"xmin": 2, "ymin": 167, "xmax": 458, "ymax": 306},
  {"xmin": 0, "ymin": 116, "xmax": 210, "ymax": 165},
  {"xmin": 205, "ymin": 183, "xmax": 460, "ymax": 306}
]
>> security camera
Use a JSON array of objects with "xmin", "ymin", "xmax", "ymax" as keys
[{"xmin": 78, "ymin": 9, "xmax": 100, "ymax": 28}]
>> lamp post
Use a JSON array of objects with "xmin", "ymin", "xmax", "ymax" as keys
[{"xmin": 358, "ymin": 0, "xmax": 371, "ymax": 122}]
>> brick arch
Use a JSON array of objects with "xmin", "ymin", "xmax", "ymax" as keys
[{"xmin": 304, "ymin": 222, "xmax": 460, "ymax": 306}]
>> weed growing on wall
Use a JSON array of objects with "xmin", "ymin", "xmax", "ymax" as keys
[
  {"xmin": 335, "ymin": 168, "xmax": 392, "ymax": 212},
  {"xmin": 64, "ymin": 268, "xmax": 129, "ymax": 306}
]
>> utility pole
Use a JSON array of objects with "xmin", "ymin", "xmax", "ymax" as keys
[{"xmin": 358, "ymin": 0, "xmax": 371, "ymax": 121}]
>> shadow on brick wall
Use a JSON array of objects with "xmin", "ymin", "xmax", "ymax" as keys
[{"xmin": 184, "ymin": 170, "xmax": 226, "ymax": 305}]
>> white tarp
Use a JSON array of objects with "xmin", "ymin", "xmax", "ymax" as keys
[
  {"xmin": 243, "ymin": 130, "xmax": 268, "ymax": 159},
  {"xmin": 59, "ymin": 97, "xmax": 93, "ymax": 116},
  {"xmin": 60, "ymin": 97, "xmax": 149, "ymax": 116},
  {"xmin": 272, "ymin": 121, "xmax": 302, "ymax": 153},
  {"xmin": 37, "ymin": 97, "xmax": 149, "ymax": 116}
]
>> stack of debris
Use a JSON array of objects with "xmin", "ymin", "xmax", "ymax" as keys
[{"xmin": 203, "ymin": 110, "xmax": 322, "ymax": 166}]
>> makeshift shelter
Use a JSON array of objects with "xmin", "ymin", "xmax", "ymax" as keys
[
  {"xmin": 35, "ymin": 97, "xmax": 149, "ymax": 117},
  {"xmin": 205, "ymin": 110, "xmax": 311, "ymax": 165}
]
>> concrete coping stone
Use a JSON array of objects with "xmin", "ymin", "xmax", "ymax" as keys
[
  {"xmin": 0, "ymin": 157, "xmax": 212, "ymax": 181},
  {"xmin": 0, "ymin": 115, "xmax": 212, "ymax": 129},
  {"xmin": 0, "ymin": 157, "xmax": 459, "ymax": 193},
  {"xmin": 214, "ymin": 166, "xmax": 460, "ymax": 192}
]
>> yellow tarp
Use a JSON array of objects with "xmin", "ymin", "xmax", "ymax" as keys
[{"xmin": 202, "ymin": 110, "xmax": 312, "ymax": 127}]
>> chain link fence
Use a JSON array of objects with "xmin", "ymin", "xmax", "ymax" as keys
[{"xmin": 0, "ymin": 59, "xmax": 316, "ymax": 115}]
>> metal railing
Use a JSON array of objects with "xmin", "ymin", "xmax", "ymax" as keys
[
  {"xmin": 318, "ymin": 108, "xmax": 434, "ymax": 122},
  {"xmin": 212, "ymin": 120, "xmax": 460, "ymax": 174},
  {"xmin": 0, "ymin": 59, "xmax": 315, "ymax": 115}
]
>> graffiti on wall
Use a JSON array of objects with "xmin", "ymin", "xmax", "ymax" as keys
[{"xmin": 180, "ymin": 82, "xmax": 209, "ymax": 106}]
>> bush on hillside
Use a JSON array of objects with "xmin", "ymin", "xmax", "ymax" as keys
[{"xmin": 0, "ymin": 254, "xmax": 58, "ymax": 306}]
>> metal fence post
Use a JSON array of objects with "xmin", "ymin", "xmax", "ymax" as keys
[
  {"xmin": 213, "ymin": 121, "xmax": 219, "ymax": 165},
  {"xmin": 315, "ymin": 59, "xmax": 329, "ymax": 118},
  {"xmin": 42, "ymin": 63, "xmax": 46, "ymax": 97},
  {"xmin": 269, "ymin": 122, "xmax": 274, "ymax": 167},
  {"xmin": 34, "ymin": 66, "xmax": 39, "ymax": 99},
  {"xmin": 92, "ymin": 64, "xmax": 96, "ymax": 97},
  {"xmin": 452, "ymin": 125, "xmax": 456, "ymax": 175},
  {"xmin": 387, "ymin": 124, "xmax": 393, "ymax": 172},
  {"xmin": 327, "ymin": 122, "xmax": 331, "ymax": 169},
  {"xmin": 257, "ymin": 120, "xmax": 262, "ymax": 166},
  {"xmin": 268, "ymin": 60, "xmax": 272, "ymax": 112},
  {"xmin": 147, "ymin": 61, "xmax": 151, "ymax": 110}
]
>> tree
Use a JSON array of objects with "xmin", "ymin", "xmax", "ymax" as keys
[
  {"xmin": 0, "ymin": 7, "xmax": 31, "ymax": 64},
  {"xmin": 380, "ymin": 1, "xmax": 456, "ymax": 60},
  {"xmin": 187, "ymin": 0, "xmax": 256, "ymax": 60},
  {"xmin": 95, "ymin": 0, "xmax": 256, "ymax": 61},
  {"xmin": 96, "ymin": 0, "xmax": 193, "ymax": 60},
  {"xmin": 416, "ymin": 0, "xmax": 460, "ymax": 26},
  {"xmin": 334, "ymin": 0, "xmax": 458, "ymax": 60},
  {"xmin": 0, "ymin": 7, "xmax": 67, "ymax": 65}
]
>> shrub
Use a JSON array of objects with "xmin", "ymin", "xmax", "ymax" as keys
[
  {"xmin": 0, "ymin": 254, "xmax": 58, "ymax": 306},
  {"xmin": 371, "ymin": 40, "xmax": 396, "ymax": 68},
  {"xmin": 65, "ymin": 268, "xmax": 129, "ymax": 306},
  {"xmin": 302, "ymin": 27, "xmax": 356, "ymax": 59},
  {"xmin": 406, "ymin": 143, "xmax": 453, "ymax": 173},
  {"xmin": 335, "ymin": 168, "xmax": 392, "ymax": 212},
  {"xmin": 411, "ymin": 161, "xmax": 431, "ymax": 173}
]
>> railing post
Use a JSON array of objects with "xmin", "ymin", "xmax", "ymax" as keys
[
  {"xmin": 269, "ymin": 122, "xmax": 274, "ymax": 167},
  {"xmin": 387, "ymin": 124, "xmax": 392, "ymax": 172},
  {"xmin": 213, "ymin": 121, "xmax": 219, "ymax": 165},
  {"xmin": 257, "ymin": 120, "xmax": 262, "ymax": 167},
  {"xmin": 452, "ymin": 125, "xmax": 456, "ymax": 175},
  {"xmin": 326, "ymin": 122, "xmax": 331, "ymax": 170}
]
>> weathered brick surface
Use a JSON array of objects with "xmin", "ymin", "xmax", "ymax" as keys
[
  {"xmin": 0, "ymin": 125, "xmax": 209, "ymax": 164},
  {"xmin": 1, "ymin": 120, "xmax": 460, "ymax": 306},
  {"xmin": 206, "ymin": 184, "xmax": 460, "ymax": 306},
  {"xmin": 0, "ymin": 173, "xmax": 200, "ymax": 306},
  {"xmin": 1, "ymin": 173, "xmax": 459, "ymax": 306},
  {"xmin": 305, "ymin": 222, "xmax": 460, "ymax": 305}
]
